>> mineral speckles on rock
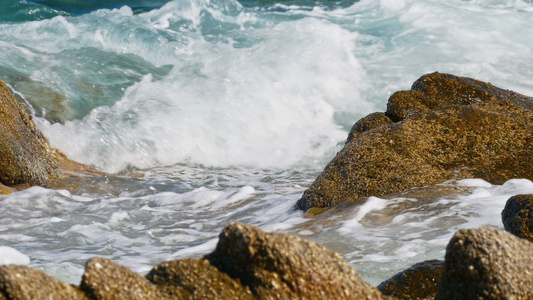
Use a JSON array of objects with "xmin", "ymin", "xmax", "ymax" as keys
[
  {"xmin": 298, "ymin": 72, "xmax": 533, "ymax": 210},
  {"xmin": 0, "ymin": 78, "xmax": 62, "ymax": 185},
  {"xmin": 436, "ymin": 226, "xmax": 533, "ymax": 299},
  {"xmin": 205, "ymin": 222, "xmax": 391, "ymax": 299}
]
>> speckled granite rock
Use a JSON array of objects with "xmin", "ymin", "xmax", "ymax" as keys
[
  {"xmin": 205, "ymin": 222, "xmax": 390, "ymax": 299},
  {"xmin": 501, "ymin": 194, "xmax": 533, "ymax": 241},
  {"xmin": 378, "ymin": 259, "xmax": 444, "ymax": 300},
  {"xmin": 0, "ymin": 78, "xmax": 62, "ymax": 186},
  {"xmin": 80, "ymin": 257, "xmax": 162, "ymax": 300},
  {"xmin": 0, "ymin": 265, "xmax": 88, "ymax": 300},
  {"xmin": 0, "ymin": 78, "xmax": 105, "ymax": 189},
  {"xmin": 435, "ymin": 226, "xmax": 533, "ymax": 299},
  {"xmin": 298, "ymin": 72, "xmax": 533, "ymax": 210},
  {"xmin": 147, "ymin": 258, "xmax": 254, "ymax": 299}
]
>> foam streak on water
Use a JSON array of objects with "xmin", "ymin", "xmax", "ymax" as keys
[{"xmin": 1, "ymin": 0, "xmax": 533, "ymax": 287}]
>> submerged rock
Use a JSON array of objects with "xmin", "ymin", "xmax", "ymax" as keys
[
  {"xmin": 298, "ymin": 72, "xmax": 533, "ymax": 210},
  {"xmin": 435, "ymin": 226, "xmax": 533, "ymax": 299},
  {"xmin": 501, "ymin": 194, "xmax": 533, "ymax": 241},
  {"xmin": 0, "ymin": 78, "xmax": 62, "ymax": 186},
  {"xmin": 205, "ymin": 222, "xmax": 390, "ymax": 299},
  {"xmin": 0, "ymin": 265, "xmax": 88, "ymax": 300},
  {"xmin": 378, "ymin": 259, "xmax": 444, "ymax": 300}
]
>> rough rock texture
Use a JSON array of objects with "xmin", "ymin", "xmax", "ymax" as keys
[
  {"xmin": 347, "ymin": 112, "xmax": 394, "ymax": 143},
  {"xmin": 501, "ymin": 194, "xmax": 533, "ymax": 241},
  {"xmin": 0, "ymin": 224, "xmax": 392, "ymax": 299},
  {"xmin": 0, "ymin": 265, "xmax": 88, "ymax": 300},
  {"xmin": 298, "ymin": 72, "xmax": 533, "ymax": 210},
  {"xmin": 205, "ymin": 222, "xmax": 390, "ymax": 299},
  {"xmin": 147, "ymin": 258, "xmax": 254, "ymax": 299},
  {"xmin": 80, "ymin": 257, "xmax": 163, "ymax": 300},
  {"xmin": 435, "ymin": 226, "xmax": 533, "ymax": 299},
  {"xmin": 0, "ymin": 78, "xmax": 105, "ymax": 189},
  {"xmin": 0, "ymin": 78, "xmax": 62, "ymax": 185},
  {"xmin": 378, "ymin": 259, "xmax": 444, "ymax": 300}
]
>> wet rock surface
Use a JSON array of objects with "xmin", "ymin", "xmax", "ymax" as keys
[
  {"xmin": 80, "ymin": 257, "xmax": 162, "ymax": 300},
  {"xmin": 298, "ymin": 72, "xmax": 533, "ymax": 210},
  {"xmin": 205, "ymin": 222, "xmax": 390, "ymax": 299},
  {"xmin": 0, "ymin": 265, "xmax": 88, "ymax": 300},
  {"xmin": 435, "ymin": 226, "xmax": 533, "ymax": 300},
  {"xmin": 0, "ymin": 78, "xmax": 105, "ymax": 189},
  {"xmin": 0, "ymin": 78, "xmax": 62, "ymax": 186},
  {"xmin": 0, "ymin": 223, "xmax": 391, "ymax": 299},
  {"xmin": 501, "ymin": 194, "xmax": 533, "ymax": 241},
  {"xmin": 147, "ymin": 258, "xmax": 255, "ymax": 299},
  {"xmin": 378, "ymin": 259, "xmax": 444, "ymax": 300}
]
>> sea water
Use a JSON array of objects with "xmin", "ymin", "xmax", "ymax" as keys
[{"xmin": 1, "ymin": 0, "xmax": 533, "ymax": 287}]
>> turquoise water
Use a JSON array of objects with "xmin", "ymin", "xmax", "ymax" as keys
[{"xmin": 1, "ymin": 0, "xmax": 533, "ymax": 287}]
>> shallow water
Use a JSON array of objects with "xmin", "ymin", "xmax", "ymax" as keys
[{"xmin": 1, "ymin": 0, "xmax": 533, "ymax": 287}]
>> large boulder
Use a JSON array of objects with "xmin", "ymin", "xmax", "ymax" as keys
[
  {"xmin": 204, "ymin": 222, "xmax": 390, "ymax": 299},
  {"xmin": 0, "ymin": 78, "xmax": 62, "ymax": 185},
  {"xmin": 0, "ymin": 265, "xmax": 88, "ymax": 300},
  {"xmin": 378, "ymin": 259, "xmax": 444, "ymax": 300},
  {"xmin": 435, "ymin": 226, "xmax": 533, "ymax": 299},
  {"xmin": 298, "ymin": 72, "xmax": 533, "ymax": 210},
  {"xmin": 501, "ymin": 194, "xmax": 533, "ymax": 241}
]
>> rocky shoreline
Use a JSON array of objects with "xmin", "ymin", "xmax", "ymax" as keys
[{"xmin": 2, "ymin": 73, "xmax": 533, "ymax": 298}]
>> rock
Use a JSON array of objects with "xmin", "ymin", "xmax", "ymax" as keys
[
  {"xmin": 347, "ymin": 112, "xmax": 394, "ymax": 143},
  {"xmin": 435, "ymin": 226, "xmax": 533, "ymax": 299},
  {"xmin": 204, "ymin": 222, "xmax": 390, "ymax": 299},
  {"xmin": 0, "ymin": 224, "xmax": 395, "ymax": 299},
  {"xmin": 0, "ymin": 264, "xmax": 88, "ymax": 300},
  {"xmin": 0, "ymin": 78, "xmax": 62, "ymax": 185},
  {"xmin": 378, "ymin": 259, "xmax": 444, "ymax": 300},
  {"xmin": 146, "ymin": 258, "xmax": 254, "ymax": 299},
  {"xmin": 80, "ymin": 257, "xmax": 162, "ymax": 300},
  {"xmin": 0, "ymin": 78, "xmax": 106, "ymax": 189},
  {"xmin": 298, "ymin": 72, "xmax": 533, "ymax": 210},
  {"xmin": 501, "ymin": 194, "xmax": 533, "ymax": 241},
  {"xmin": 0, "ymin": 184, "xmax": 14, "ymax": 195}
]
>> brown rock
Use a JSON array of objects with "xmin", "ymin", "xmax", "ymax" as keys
[
  {"xmin": 205, "ymin": 222, "xmax": 390, "ymax": 299},
  {"xmin": 0, "ymin": 265, "xmax": 88, "ymax": 300},
  {"xmin": 501, "ymin": 194, "xmax": 533, "ymax": 241},
  {"xmin": 147, "ymin": 258, "xmax": 254, "ymax": 299},
  {"xmin": 0, "ymin": 78, "xmax": 106, "ymax": 189},
  {"xmin": 435, "ymin": 226, "xmax": 533, "ymax": 299},
  {"xmin": 0, "ymin": 78, "xmax": 62, "ymax": 185},
  {"xmin": 0, "ymin": 184, "xmax": 14, "ymax": 195},
  {"xmin": 378, "ymin": 259, "xmax": 444, "ymax": 300},
  {"xmin": 347, "ymin": 112, "xmax": 394, "ymax": 143},
  {"xmin": 298, "ymin": 72, "xmax": 533, "ymax": 210},
  {"xmin": 80, "ymin": 257, "xmax": 162, "ymax": 300}
]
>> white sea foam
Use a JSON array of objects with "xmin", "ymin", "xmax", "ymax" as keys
[{"xmin": 0, "ymin": 246, "xmax": 30, "ymax": 265}]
